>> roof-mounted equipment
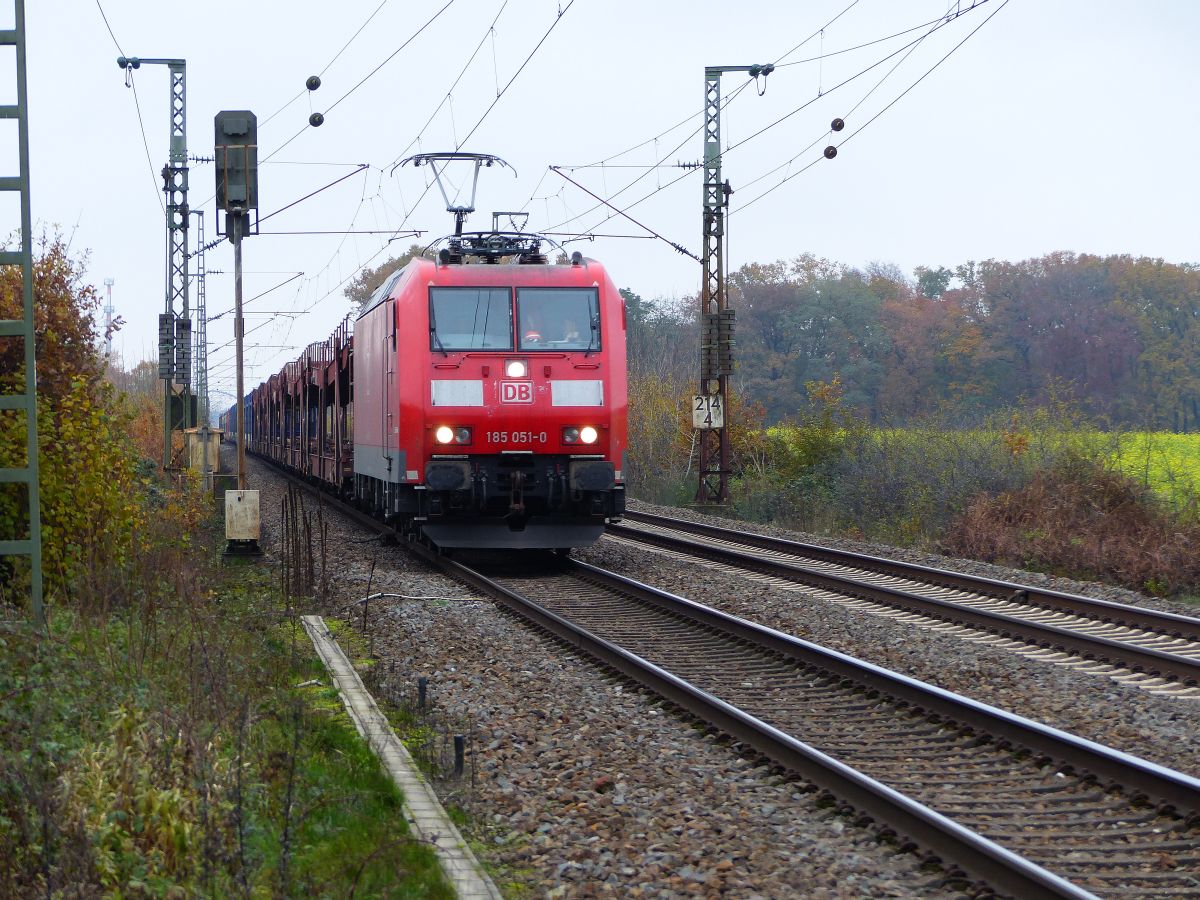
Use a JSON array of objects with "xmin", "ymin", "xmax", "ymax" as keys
[{"xmin": 395, "ymin": 151, "xmax": 515, "ymax": 236}]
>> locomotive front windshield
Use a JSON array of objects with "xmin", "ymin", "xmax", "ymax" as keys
[
  {"xmin": 517, "ymin": 288, "xmax": 600, "ymax": 351},
  {"xmin": 429, "ymin": 287, "xmax": 513, "ymax": 350}
]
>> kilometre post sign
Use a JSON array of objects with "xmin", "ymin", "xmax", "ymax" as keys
[{"xmin": 692, "ymin": 394, "xmax": 724, "ymax": 429}]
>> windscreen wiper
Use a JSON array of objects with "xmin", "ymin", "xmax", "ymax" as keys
[
  {"xmin": 585, "ymin": 312, "xmax": 599, "ymax": 357},
  {"xmin": 429, "ymin": 307, "xmax": 449, "ymax": 357}
]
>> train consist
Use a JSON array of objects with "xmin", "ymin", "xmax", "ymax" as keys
[{"xmin": 221, "ymin": 231, "xmax": 627, "ymax": 549}]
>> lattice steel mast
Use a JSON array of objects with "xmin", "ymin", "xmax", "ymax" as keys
[
  {"xmin": 0, "ymin": 0, "xmax": 43, "ymax": 622},
  {"xmin": 118, "ymin": 56, "xmax": 190, "ymax": 467},
  {"xmin": 192, "ymin": 210, "xmax": 209, "ymax": 426},
  {"xmin": 695, "ymin": 64, "xmax": 771, "ymax": 505}
]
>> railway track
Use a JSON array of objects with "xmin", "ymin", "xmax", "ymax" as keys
[
  {"xmin": 431, "ymin": 551, "xmax": 1200, "ymax": 899},
  {"xmin": 261, "ymin": 465, "xmax": 1200, "ymax": 896},
  {"xmin": 608, "ymin": 511, "xmax": 1200, "ymax": 697}
]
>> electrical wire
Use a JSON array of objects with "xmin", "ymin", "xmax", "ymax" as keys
[
  {"xmin": 262, "ymin": 160, "xmax": 372, "ymax": 167},
  {"xmin": 261, "ymin": 0, "xmax": 457, "ymax": 164},
  {"xmin": 256, "ymin": 229, "xmax": 424, "ymax": 236},
  {"xmin": 542, "ymin": 2, "xmax": 991, "ymax": 247},
  {"xmin": 94, "ymin": 0, "xmax": 123, "ymax": 53},
  {"xmin": 456, "ymin": 0, "xmax": 574, "ymax": 150},
  {"xmin": 563, "ymin": 0, "xmax": 864, "ymax": 176},
  {"xmin": 774, "ymin": 9, "xmax": 976, "ymax": 68},
  {"xmin": 733, "ymin": 0, "xmax": 1009, "ymax": 216},
  {"xmin": 220, "ymin": 0, "xmax": 569, "ymax": 366},
  {"xmin": 95, "ymin": 0, "xmax": 164, "ymax": 214},
  {"xmin": 771, "ymin": 0, "xmax": 864, "ymax": 66},
  {"xmin": 838, "ymin": 0, "xmax": 1008, "ymax": 152},
  {"xmin": 550, "ymin": 167, "xmax": 698, "ymax": 261},
  {"xmin": 127, "ymin": 78, "xmax": 165, "ymax": 215},
  {"xmin": 208, "ymin": 273, "xmax": 306, "ymax": 322},
  {"xmin": 326, "ymin": 1, "xmax": 457, "ymax": 120},
  {"xmin": 731, "ymin": 1, "xmax": 976, "ymax": 200},
  {"xmin": 722, "ymin": 6, "xmax": 985, "ymax": 161},
  {"xmin": 260, "ymin": 0, "xmax": 390, "ymax": 129},
  {"xmin": 386, "ymin": 0, "xmax": 509, "ymax": 171},
  {"xmin": 258, "ymin": 164, "xmax": 369, "ymax": 225},
  {"xmin": 261, "ymin": 0, "xmax": 453, "ymax": 165},
  {"xmin": 540, "ymin": 101, "xmax": 724, "ymax": 232}
]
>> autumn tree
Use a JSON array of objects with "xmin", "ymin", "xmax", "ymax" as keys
[
  {"xmin": 729, "ymin": 255, "xmax": 890, "ymax": 422},
  {"xmin": 0, "ymin": 236, "xmax": 142, "ymax": 603},
  {"xmin": 0, "ymin": 233, "xmax": 104, "ymax": 399},
  {"xmin": 620, "ymin": 288, "xmax": 695, "ymax": 380},
  {"xmin": 343, "ymin": 243, "xmax": 424, "ymax": 312}
]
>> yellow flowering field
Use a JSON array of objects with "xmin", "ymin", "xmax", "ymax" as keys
[{"xmin": 1112, "ymin": 432, "xmax": 1200, "ymax": 503}]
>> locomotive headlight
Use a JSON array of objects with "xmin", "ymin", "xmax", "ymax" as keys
[
  {"xmin": 562, "ymin": 427, "xmax": 580, "ymax": 444},
  {"xmin": 505, "ymin": 359, "xmax": 527, "ymax": 378},
  {"xmin": 579, "ymin": 426, "xmax": 598, "ymax": 444},
  {"xmin": 454, "ymin": 426, "xmax": 472, "ymax": 444},
  {"xmin": 435, "ymin": 425, "xmax": 455, "ymax": 444}
]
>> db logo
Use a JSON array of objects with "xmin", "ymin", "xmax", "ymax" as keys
[{"xmin": 500, "ymin": 382, "xmax": 533, "ymax": 403}]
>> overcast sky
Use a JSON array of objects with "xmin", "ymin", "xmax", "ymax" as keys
[{"xmin": 11, "ymin": 1, "xmax": 1200, "ymax": 408}]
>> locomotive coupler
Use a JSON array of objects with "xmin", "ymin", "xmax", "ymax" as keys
[
  {"xmin": 473, "ymin": 468, "xmax": 485, "ymax": 510},
  {"xmin": 509, "ymin": 470, "xmax": 526, "ymax": 516}
]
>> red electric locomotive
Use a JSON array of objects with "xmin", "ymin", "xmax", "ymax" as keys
[
  {"xmin": 353, "ymin": 231, "xmax": 627, "ymax": 548},
  {"xmin": 229, "ymin": 153, "xmax": 627, "ymax": 549},
  {"xmin": 230, "ymin": 229, "xmax": 628, "ymax": 550}
]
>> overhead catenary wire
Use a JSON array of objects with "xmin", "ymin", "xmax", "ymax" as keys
[
  {"xmin": 255, "ymin": 229, "xmax": 425, "ymax": 237},
  {"xmin": 733, "ymin": 0, "xmax": 1009, "ymax": 217},
  {"xmin": 258, "ymin": 164, "xmax": 370, "ymax": 225},
  {"xmin": 560, "ymin": 0, "xmax": 987, "ymax": 241},
  {"xmin": 837, "ymin": 0, "xmax": 1007, "ymax": 152},
  {"xmin": 454, "ymin": 0, "xmax": 574, "ymax": 150},
  {"xmin": 550, "ymin": 167, "xmax": 699, "ymax": 262},
  {"xmin": 208, "ymin": 272, "xmax": 306, "ymax": 322},
  {"xmin": 259, "ymin": 0, "xmax": 390, "ymax": 129},
  {"xmin": 95, "ymin": 0, "xmax": 164, "ymax": 213},
  {"xmin": 770, "ymin": 0, "xmax": 864, "ymax": 66},
  {"xmin": 216, "ymin": 1, "xmax": 576, "ymax": 384},
  {"xmin": 253, "ymin": 0, "xmax": 568, "ymax": 353},
  {"xmin": 774, "ymin": 8, "xmax": 979, "ymax": 69},
  {"xmin": 723, "ymin": 2, "xmax": 991, "ymax": 161},
  {"xmin": 537, "ymin": 1, "xmax": 986, "ymax": 244},
  {"xmin": 385, "ymin": 0, "xmax": 510, "ymax": 170},
  {"xmin": 563, "ymin": 0, "xmax": 865, "ymax": 176},
  {"xmin": 731, "ymin": 0, "xmax": 980, "ymax": 201},
  {"xmin": 261, "ymin": 0, "xmax": 458, "ymax": 164}
]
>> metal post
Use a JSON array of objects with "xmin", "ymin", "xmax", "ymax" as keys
[
  {"xmin": 694, "ymin": 63, "xmax": 770, "ymax": 506},
  {"xmin": 193, "ymin": 211, "xmax": 209, "ymax": 427},
  {"xmin": 120, "ymin": 56, "xmax": 188, "ymax": 466},
  {"xmin": 103, "ymin": 278, "xmax": 115, "ymax": 362},
  {"xmin": 193, "ymin": 210, "xmax": 210, "ymax": 484},
  {"xmin": 0, "ymin": 0, "xmax": 44, "ymax": 623},
  {"xmin": 696, "ymin": 67, "xmax": 732, "ymax": 505},
  {"xmin": 232, "ymin": 211, "xmax": 246, "ymax": 491}
]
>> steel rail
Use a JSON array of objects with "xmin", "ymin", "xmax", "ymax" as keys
[
  {"xmin": 558, "ymin": 558, "xmax": 1200, "ymax": 819},
  {"xmin": 415, "ymin": 546, "xmax": 1100, "ymax": 900},
  {"xmin": 255, "ymin": 460, "xmax": 1200, "ymax": 896},
  {"xmin": 621, "ymin": 510, "xmax": 1200, "ymax": 639},
  {"xmin": 610, "ymin": 518, "xmax": 1200, "ymax": 685}
]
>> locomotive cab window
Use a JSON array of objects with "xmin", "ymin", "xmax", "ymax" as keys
[
  {"xmin": 517, "ymin": 287, "xmax": 600, "ymax": 351},
  {"xmin": 429, "ymin": 287, "xmax": 513, "ymax": 351}
]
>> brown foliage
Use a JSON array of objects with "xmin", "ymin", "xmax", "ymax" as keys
[
  {"xmin": 343, "ymin": 244, "xmax": 424, "ymax": 311},
  {"xmin": 0, "ymin": 234, "xmax": 103, "ymax": 399},
  {"xmin": 943, "ymin": 461, "xmax": 1200, "ymax": 595}
]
